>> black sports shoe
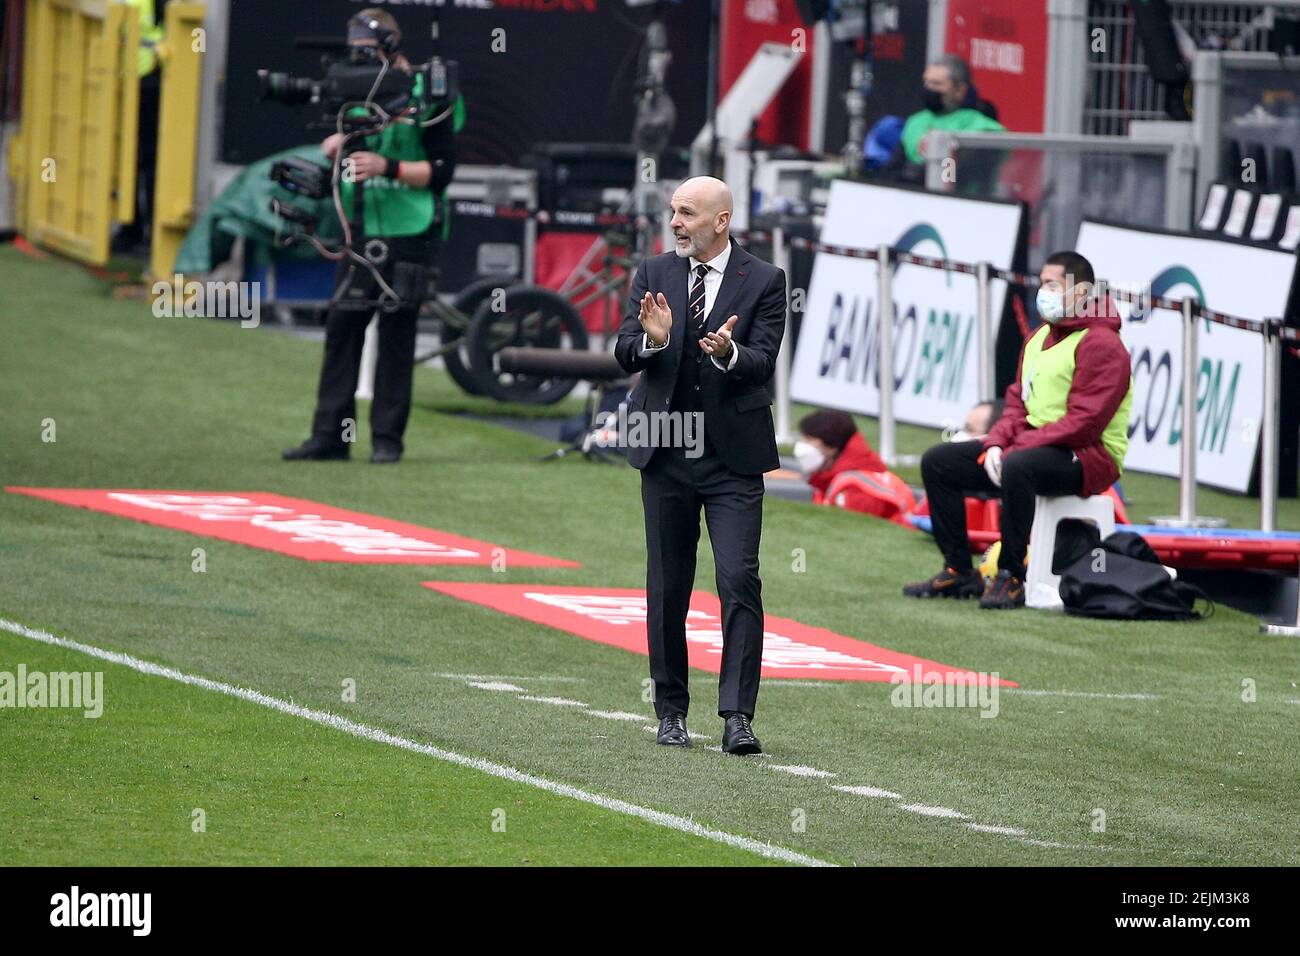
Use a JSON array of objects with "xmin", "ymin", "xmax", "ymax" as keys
[
  {"xmin": 282, "ymin": 438, "xmax": 349, "ymax": 461},
  {"xmin": 656, "ymin": 713, "xmax": 689, "ymax": 747},
  {"xmin": 980, "ymin": 569, "xmax": 1026, "ymax": 610},
  {"xmin": 721, "ymin": 713, "xmax": 762, "ymax": 755},
  {"xmin": 370, "ymin": 446, "xmax": 401, "ymax": 464},
  {"xmin": 902, "ymin": 566, "xmax": 984, "ymax": 599}
]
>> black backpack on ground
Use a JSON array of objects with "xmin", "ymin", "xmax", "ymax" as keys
[{"xmin": 1053, "ymin": 520, "xmax": 1213, "ymax": 621}]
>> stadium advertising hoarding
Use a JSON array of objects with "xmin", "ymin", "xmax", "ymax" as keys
[
  {"xmin": 1076, "ymin": 222, "xmax": 1297, "ymax": 493},
  {"xmin": 791, "ymin": 181, "xmax": 1024, "ymax": 429}
]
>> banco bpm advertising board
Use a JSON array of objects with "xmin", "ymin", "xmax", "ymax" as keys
[
  {"xmin": 1077, "ymin": 221, "xmax": 1297, "ymax": 493},
  {"xmin": 791, "ymin": 181, "xmax": 1023, "ymax": 432}
]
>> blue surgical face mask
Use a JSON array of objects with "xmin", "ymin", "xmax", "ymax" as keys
[{"xmin": 1036, "ymin": 288, "xmax": 1066, "ymax": 323}]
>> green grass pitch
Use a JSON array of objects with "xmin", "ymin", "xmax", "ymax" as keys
[{"xmin": 2, "ymin": 245, "xmax": 1298, "ymax": 866}]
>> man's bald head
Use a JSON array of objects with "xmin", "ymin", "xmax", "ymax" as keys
[
  {"xmin": 670, "ymin": 176, "xmax": 733, "ymax": 262},
  {"xmin": 675, "ymin": 176, "xmax": 733, "ymax": 215}
]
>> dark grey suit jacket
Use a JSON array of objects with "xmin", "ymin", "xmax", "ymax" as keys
[{"xmin": 613, "ymin": 239, "xmax": 786, "ymax": 475}]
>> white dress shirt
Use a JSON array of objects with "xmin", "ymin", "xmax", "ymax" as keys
[{"xmin": 639, "ymin": 243, "xmax": 740, "ymax": 372}]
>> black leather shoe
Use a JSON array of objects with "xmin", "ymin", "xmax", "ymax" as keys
[
  {"xmin": 282, "ymin": 438, "xmax": 349, "ymax": 461},
  {"xmin": 721, "ymin": 712, "xmax": 762, "ymax": 755},
  {"xmin": 656, "ymin": 713, "xmax": 689, "ymax": 747},
  {"xmin": 370, "ymin": 446, "xmax": 401, "ymax": 464}
]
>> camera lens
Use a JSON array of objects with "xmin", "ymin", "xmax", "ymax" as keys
[{"xmin": 256, "ymin": 70, "xmax": 317, "ymax": 105}]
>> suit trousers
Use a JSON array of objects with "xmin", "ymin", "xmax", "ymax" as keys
[{"xmin": 640, "ymin": 442, "xmax": 766, "ymax": 719}]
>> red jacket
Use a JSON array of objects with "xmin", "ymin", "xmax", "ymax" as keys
[
  {"xmin": 809, "ymin": 432, "xmax": 898, "ymax": 519},
  {"xmin": 982, "ymin": 301, "xmax": 1131, "ymax": 498}
]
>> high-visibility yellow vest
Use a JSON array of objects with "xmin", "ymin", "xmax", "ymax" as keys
[
  {"xmin": 124, "ymin": 0, "xmax": 164, "ymax": 77},
  {"xmin": 1021, "ymin": 324, "xmax": 1134, "ymax": 473}
]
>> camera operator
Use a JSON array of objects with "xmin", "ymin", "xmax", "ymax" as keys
[{"xmin": 283, "ymin": 8, "xmax": 463, "ymax": 465}]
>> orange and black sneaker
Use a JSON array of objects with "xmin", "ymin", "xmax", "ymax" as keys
[
  {"xmin": 979, "ymin": 569, "xmax": 1026, "ymax": 609},
  {"xmin": 902, "ymin": 566, "xmax": 984, "ymax": 600}
]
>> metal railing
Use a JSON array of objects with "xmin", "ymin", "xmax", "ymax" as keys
[
  {"xmin": 1190, "ymin": 50, "xmax": 1300, "ymax": 213},
  {"xmin": 1084, "ymin": 0, "xmax": 1296, "ymax": 136},
  {"xmin": 921, "ymin": 131, "xmax": 1199, "ymax": 254}
]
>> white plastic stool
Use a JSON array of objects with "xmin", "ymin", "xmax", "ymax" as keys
[{"xmin": 1025, "ymin": 495, "xmax": 1115, "ymax": 610}]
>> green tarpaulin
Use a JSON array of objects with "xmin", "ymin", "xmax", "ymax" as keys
[{"xmin": 174, "ymin": 146, "xmax": 343, "ymax": 275}]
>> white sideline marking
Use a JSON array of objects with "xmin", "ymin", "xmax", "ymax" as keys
[
  {"xmin": 0, "ymin": 618, "xmax": 833, "ymax": 868},
  {"xmin": 467, "ymin": 681, "xmax": 526, "ymax": 692},
  {"xmin": 836, "ymin": 788, "xmax": 1081, "ymax": 851},
  {"xmin": 967, "ymin": 823, "xmax": 1028, "ymax": 837},
  {"xmin": 1006, "ymin": 689, "xmax": 1159, "ymax": 701},
  {"xmin": 585, "ymin": 710, "xmax": 647, "ymax": 722},
  {"xmin": 703, "ymin": 745, "xmax": 767, "ymax": 756},
  {"xmin": 899, "ymin": 803, "xmax": 969, "ymax": 820},
  {"xmin": 432, "ymin": 672, "xmax": 583, "ymax": 683},
  {"xmin": 518, "ymin": 695, "xmax": 587, "ymax": 707},
  {"xmin": 770, "ymin": 764, "xmax": 835, "ymax": 779},
  {"xmin": 832, "ymin": 785, "xmax": 901, "ymax": 799}
]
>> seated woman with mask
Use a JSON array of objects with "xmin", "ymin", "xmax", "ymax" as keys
[{"xmin": 794, "ymin": 410, "xmax": 915, "ymax": 525}]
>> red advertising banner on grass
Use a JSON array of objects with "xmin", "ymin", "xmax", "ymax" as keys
[
  {"xmin": 424, "ymin": 582, "xmax": 1015, "ymax": 685},
  {"xmin": 6, "ymin": 489, "xmax": 579, "ymax": 567}
]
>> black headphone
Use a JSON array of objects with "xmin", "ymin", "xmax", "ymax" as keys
[{"xmin": 348, "ymin": 15, "xmax": 399, "ymax": 53}]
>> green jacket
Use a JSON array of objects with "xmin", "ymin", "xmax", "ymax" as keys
[{"xmin": 900, "ymin": 107, "xmax": 1005, "ymax": 164}]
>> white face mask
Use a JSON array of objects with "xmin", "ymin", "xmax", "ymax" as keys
[
  {"xmin": 949, "ymin": 428, "xmax": 975, "ymax": 443},
  {"xmin": 793, "ymin": 439, "xmax": 827, "ymax": 476},
  {"xmin": 1036, "ymin": 288, "xmax": 1066, "ymax": 323}
]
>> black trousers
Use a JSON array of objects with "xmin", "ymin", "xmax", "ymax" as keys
[
  {"xmin": 640, "ymin": 444, "xmax": 765, "ymax": 719},
  {"xmin": 920, "ymin": 440, "xmax": 1082, "ymax": 573},
  {"xmin": 309, "ymin": 235, "xmax": 432, "ymax": 453}
]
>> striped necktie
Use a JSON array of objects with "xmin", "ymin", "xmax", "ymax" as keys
[{"xmin": 689, "ymin": 263, "xmax": 709, "ymax": 337}]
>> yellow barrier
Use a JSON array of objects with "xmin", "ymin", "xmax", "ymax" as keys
[
  {"xmin": 148, "ymin": 1, "xmax": 204, "ymax": 281},
  {"xmin": 10, "ymin": 0, "xmax": 139, "ymax": 265},
  {"xmin": 8, "ymin": 0, "xmax": 204, "ymax": 273}
]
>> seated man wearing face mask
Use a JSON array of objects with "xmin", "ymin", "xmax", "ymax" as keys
[
  {"xmin": 910, "ymin": 397, "xmax": 1004, "ymax": 527},
  {"xmin": 796, "ymin": 410, "xmax": 914, "ymax": 524},
  {"xmin": 951, "ymin": 399, "xmax": 1003, "ymax": 443},
  {"xmin": 903, "ymin": 252, "xmax": 1133, "ymax": 610}
]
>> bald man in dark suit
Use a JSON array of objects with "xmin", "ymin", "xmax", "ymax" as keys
[{"xmin": 614, "ymin": 176, "xmax": 787, "ymax": 755}]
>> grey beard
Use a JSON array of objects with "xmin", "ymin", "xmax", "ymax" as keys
[{"xmin": 674, "ymin": 234, "xmax": 704, "ymax": 258}]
